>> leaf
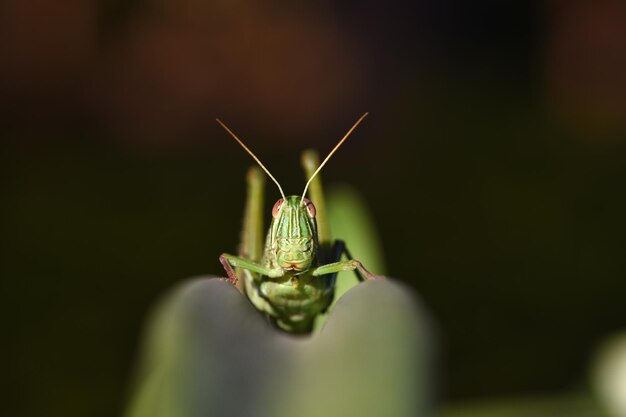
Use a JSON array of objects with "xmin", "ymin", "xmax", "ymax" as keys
[{"xmin": 126, "ymin": 278, "xmax": 434, "ymax": 417}]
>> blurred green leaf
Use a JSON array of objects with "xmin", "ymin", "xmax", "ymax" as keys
[{"xmin": 313, "ymin": 184, "xmax": 387, "ymax": 331}]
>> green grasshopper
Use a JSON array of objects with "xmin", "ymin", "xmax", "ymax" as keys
[{"xmin": 217, "ymin": 113, "xmax": 380, "ymax": 333}]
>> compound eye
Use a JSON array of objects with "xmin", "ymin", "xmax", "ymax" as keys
[
  {"xmin": 303, "ymin": 198, "xmax": 316, "ymax": 218},
  {"xmin": 272, "ymin": 198, "xmax": 284, "ymax": 218}
]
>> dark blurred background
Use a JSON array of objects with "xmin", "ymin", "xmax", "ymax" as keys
[{"xmin": 2, "ymin": 0, "xmax": 626, "ymax": 416}]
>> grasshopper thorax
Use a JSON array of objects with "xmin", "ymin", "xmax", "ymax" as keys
[{"xmin": 270, "ymin": 195, "xmax": 317, "ymax": 272}]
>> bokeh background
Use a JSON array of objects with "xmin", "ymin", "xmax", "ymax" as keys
[{"xmin": 2, "ymin": 0, "xmax": 626, "ymax": 416}]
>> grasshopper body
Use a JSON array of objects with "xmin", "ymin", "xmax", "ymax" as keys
[{"xmin": 218, "ymin": 115, "xmax": 379, "ymax": 333}]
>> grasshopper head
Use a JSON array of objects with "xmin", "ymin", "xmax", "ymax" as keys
[{"xmin": 271, "ymin": 195, "xmax": 317, "ymax": 272}]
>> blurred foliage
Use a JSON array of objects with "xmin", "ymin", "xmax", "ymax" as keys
[
  {"xmin": 125, "ymin": 278, "xmax": 432, "ymax": 417},
  {"xmin": 311, "ymin": 185, "xmax": 388, "ymax": 330}
]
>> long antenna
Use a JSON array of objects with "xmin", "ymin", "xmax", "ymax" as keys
[
  {"xmin": 216, "ymin": 118, "xmax": 286, "ymax": 201},
  {"xmin": 300, "ymin": 112, "xmax": 368, "ymax": 204}
]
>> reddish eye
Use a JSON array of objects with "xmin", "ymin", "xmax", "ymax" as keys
[
  {"xmin": 272, "ymin": 198, "xmax": 284, "ymax": 218},
  {"xmin": 303, "ymin": 198, "xmax": 316, "ymax": 218}
]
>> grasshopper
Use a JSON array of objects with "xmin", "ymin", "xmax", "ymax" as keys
[{"xmin": 217, "ymin": 113, "xmax": 380, "ymax": 333}]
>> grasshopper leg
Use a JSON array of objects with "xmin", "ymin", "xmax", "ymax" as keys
[
  {"xmin": 219, "ymin": 254, "xmax": 239, "ymax": 285},
  {"xmin": 312, "ymin": 258, "xmax": 380, "ymax": 281},
  {"xmin": 313, "ymin": 240, "xmax": 382, "ymax": 281},
  {"xmin": 333, "ymin": 240, "xmax": 364, "ymax": 281},
  {"xmin": 220, "ymin": 253, "xmax": 284, "ymax": 278},
  {"xmin": 322, "ymin": 239, "xmax": 363, "ymax": 288},
  {"xmin": 220, "ymin": 167, "xmax": 266, "ymax": 290},
  {"xmin": 239, "ymin": 167, "xmax": 265, "ymax": 264}
]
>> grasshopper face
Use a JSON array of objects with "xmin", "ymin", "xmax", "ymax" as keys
[{"xmin": 270, "ymin": 196, "xmax": 318, "ymax": 273}]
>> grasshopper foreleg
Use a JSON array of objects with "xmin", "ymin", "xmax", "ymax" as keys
[
  {"xmin": 220, "ymin": 253, "xmax": 284, "ymax": 282},
  {"xmin": 313, "ymin": 240, "xmax": 382, "ymax": 281},
  {"xmin": 219, "ymin": 254, "xmax": 240, "ymax": 285}
]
